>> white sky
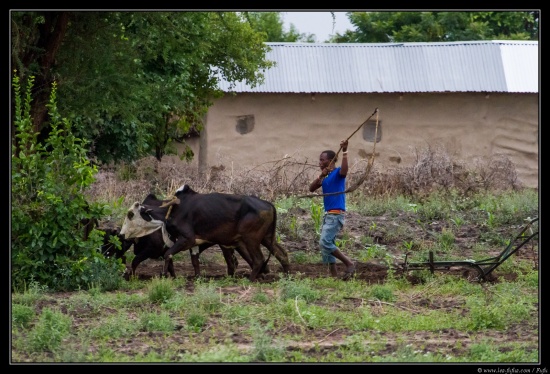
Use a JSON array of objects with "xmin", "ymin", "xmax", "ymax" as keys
[{"xmin": 281, "ymin": 12, "xmax": 354, "ymax": 42}]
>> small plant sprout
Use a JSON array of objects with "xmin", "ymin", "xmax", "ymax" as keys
[
  {"xmin": 450, "ymin": 216, "xmax": 464, "ymax": 228},
  {"xmin": 402, "ymin": 240, "xmax": 414, "ymax": 252}
]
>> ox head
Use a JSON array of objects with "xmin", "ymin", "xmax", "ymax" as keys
[{"xmin": 120, "ymin": 202, "xmax": 173, "ymax": 247}]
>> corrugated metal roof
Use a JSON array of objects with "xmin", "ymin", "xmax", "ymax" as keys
[{"xmin": 216, "ymin": 41, "xmax": 538, "ymax": 94}]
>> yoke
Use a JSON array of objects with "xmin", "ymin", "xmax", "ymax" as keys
[{"xmin": 399, "ymin": 217, "xmax": 538, "ymax": 282}]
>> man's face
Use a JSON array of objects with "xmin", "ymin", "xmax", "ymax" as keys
[{"xmin": 319, "ymin": 152, "xmax": 331, "ymax": 169}]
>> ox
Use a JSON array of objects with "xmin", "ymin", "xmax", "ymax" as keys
[
  {"xmin": 120, "ymin": 185, "xmax": 291, "ymax": 281},
  {"xmin": 104, "ymin": 194, "xmax": 247, "ymax": 279}
]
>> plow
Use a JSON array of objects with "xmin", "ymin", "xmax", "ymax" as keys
[{"xmin": 398, "ymin": 217, "xmax": 539, "ymax": 282}]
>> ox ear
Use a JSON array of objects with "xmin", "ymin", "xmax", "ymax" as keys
[
  {"xmin": 176, "ymin": 184, "xmax": 195, "ymax": 195},
  {"xmin": 127, "ymin": 211, "xmax": 134, "ymax": 220}
]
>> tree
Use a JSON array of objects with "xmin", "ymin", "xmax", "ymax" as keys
[
  {"xmin": 11, "ymin": 11, "xmax": 275, "ymax": 164},
  {"xmin": 244, "ymin": 12, "xmax": 315, "ymax": 42},
  {"xmin": 332, "ymin": 11, "xmax": 539, "ymax": 43}
]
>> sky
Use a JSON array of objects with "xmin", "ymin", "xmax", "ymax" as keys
[{"xmin": 281, "ymin": 12, "xmax": 354, "ymax": 42}]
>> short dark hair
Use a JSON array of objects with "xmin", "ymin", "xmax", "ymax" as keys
[{"xmin": 322, "ymin": 150, "xmax": 337, "ymax": 162}]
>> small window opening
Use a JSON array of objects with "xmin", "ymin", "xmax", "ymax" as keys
[
  {"xmin": 236, "ymin": 115, "xmax": 255, "ymax": 135},
  {"xmin": 362, "ymin": 120, "xmax": 382, "ymax": 143}
]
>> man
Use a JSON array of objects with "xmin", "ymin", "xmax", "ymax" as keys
[{"xmin": 309, "ymin": 139, "xmax": 356, "ymax": 280}]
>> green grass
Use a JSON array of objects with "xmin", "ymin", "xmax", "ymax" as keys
[{"xmin": 11, "ymin": 188, "xmax": 539, "ymax": 363}]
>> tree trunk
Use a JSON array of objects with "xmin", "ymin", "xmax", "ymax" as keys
[{"xmin": 29, "ymin": 12, "xmax": 70, "ymax": 136}]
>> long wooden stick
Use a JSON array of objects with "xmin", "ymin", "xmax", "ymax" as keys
[
  {"xmin": 333, "ymin": 107, "xmax": 378, "ymax": 161},
  {"xmin": 297, "ymin": 108, "xmax": 380, "ymax": 199}
]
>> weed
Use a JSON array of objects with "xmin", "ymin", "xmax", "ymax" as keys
[
  {"xmin": 12, "ymin": 304, "xmax": 35, "ymax": 329},
  {"xmin": 28, "ymin": 307, "xmax": 72, "ymax": 352},
  {"xmin": 147, "ymin": 277, "xmax": 175, "ymax": 304},
  {"xmin": 310, "ymin": 200, "xmax": 323, "ymax": 235}
]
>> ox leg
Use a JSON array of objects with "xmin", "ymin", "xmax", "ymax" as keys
[
  {"xmin": 242, "ymin": 241, "xmax": 266, "ymax": 282},
  {"xmin": 263, "ymin": 239, "xmax": 291, "ymax": 274},
  {"xmin": 190, "ymin": 246, "xmax": 201, "ymax": 277},
  {"xmin": 163, "ymin": 239, "xmax": 190, "ymax": 277},
  {"xmin": 219, "ymin": 246, "xmax": 237, "ymax": 276},
  {"xmin": 167, "ymin": 257, "xmax": 176, "ymax": 278},
  {"xmin": 233, "ymin": 245, "xmax": 270, "ymax": 274},
  {"xmin": 125, "ymin": 252, "xmax": 149, "ymax": 280}
]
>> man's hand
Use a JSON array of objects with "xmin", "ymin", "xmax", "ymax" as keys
[{"xmin": 340, "ymin": 139, "xmax": 348, "ymax": 152}]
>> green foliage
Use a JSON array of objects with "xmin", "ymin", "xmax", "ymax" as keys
[
  {"xmin": 147, "ymin": 277, "xmax": 175, "ymax": 304},
  {"xmin": 28, "ymin": 307, "xmax": 72, "ymax": 352},
  {"xmin": 245, "ymin": 12, "xmax": 316, "ymax": 42},
  {"xmin": 249, "ymin": 322, "xmax": 285, "ymax": 361},
  {"xmin": 278, "ymin": 277, "xmax": 320, "ymax": 303},
  {"xmin": 11, "ymin": 74, "xmax": 118, "ymax": 292},
  {"xmin": 291, "ymin": 250, "xmax": 316, "ymax": 264},
  {"xmin": 12, "ymin": 11, "xmax": 275, "ymax": 164},
  {"xmin": 309, "ymin": 200, "xmax": 323, "ymax": 236},
  {"xmin": 11, "ymin": 278, "xmax": 49, "ymax": 305},
  {"xmin": 140, "ymin": 310, "xmax": 175, "ymax": 332},
  {"xmin": 85, "ymin": 257, "xmax": 125, "ymax": 292},
  {"xmin": 467, "ymin": 340, "xmax": 538, "ymax": 362},
  {"xmin": 370, "ymin": 284, "xmax": 395, "ymax": 302},
  {"xmin": 87, "ymin": 312, "xmax": 140, "ymax": 339},
  {"xmin": 251, "ymin": 291, "xmax": 271, "ymax": 304},
  {"xmin": 9, "ymin": 183, "xmax": 539, "ymax": 362},
  {"xmin": 190, "ymin": 280, "xmax": 224, "ymax": 313},
  {"xmin": 438, "ymin": 228, "xmax": 456, "ymax": 252},
  {"xmin": 466, "ymin": 299, "xmax": 506, "ymax": 330},
  {"xmin": 178, "ymin": 345, "xmax": 250, "ymax": 362},
  {"xmin": 12, "ymin": 304, "xmax": 36, "ymax": 329},
  {"xmin": 186, "ymin": 311, "xmax": 207, "ymax": 332},
  {"xmin": 357, "ymin": 243, "xmax": 387, "ymax": 262},
  {"xmin": 335, "ymin": 11, "xmax": 538, "ymax": 43}
]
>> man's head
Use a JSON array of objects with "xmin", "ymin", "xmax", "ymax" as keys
[{"xmin": 319, "ymin": 150, "xmax": 337, "ymax": 169}]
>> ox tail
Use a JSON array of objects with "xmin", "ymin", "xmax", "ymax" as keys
[
  {"xmin": 270, "ymin": 201, "xmax": 278, "ymax": 245},
  {"xmin": 260, "ymin": 252, "xmax": 272, "ymax": 274},
  {"xmin": 260, "ymin": 201, "xmax": 277, "ymax": 273}
]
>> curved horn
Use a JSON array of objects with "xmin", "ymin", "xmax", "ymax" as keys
[{"xmin": 160, "ymin": 197, "xmax": 180, "ymax": 208}]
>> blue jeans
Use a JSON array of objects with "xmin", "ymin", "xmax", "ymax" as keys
[{"xmin": 319, "ymin": 214, "xmax": 345, "ymax": 264}]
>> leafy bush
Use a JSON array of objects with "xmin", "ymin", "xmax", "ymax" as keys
[{"xmin": 11, "ymin": 74, "xmax": 121, "ymax": 291}]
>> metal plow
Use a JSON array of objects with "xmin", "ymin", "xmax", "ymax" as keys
[{"xmin": 399, "ymin": 217, "xmax": 538, "ymax": 282}]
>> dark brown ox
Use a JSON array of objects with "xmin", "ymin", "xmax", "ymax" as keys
[
  {"xmin": 120, "ymin": 185, "xmax": 290, "ymax": 281},
  {"xmin": 106, "ymin": 194, "xmax": 245, "ymax": 279}
]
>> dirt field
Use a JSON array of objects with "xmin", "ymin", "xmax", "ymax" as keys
[{"xmin": 117, "ymin": 210, "xmax": 539, "ymax": 361}]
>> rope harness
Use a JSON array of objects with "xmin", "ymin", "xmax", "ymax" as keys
[{"xmin": 297, "ymin": 107, "xmax": 380, "ymax": 199}]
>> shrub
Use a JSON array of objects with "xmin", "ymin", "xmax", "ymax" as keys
[{"xmin": 11, "ymin": 74, "xmax": 119, "ymax": 291}]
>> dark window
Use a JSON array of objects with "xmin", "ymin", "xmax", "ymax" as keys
[
  {"xmin": 236, "ymin": 115, "xmax": 255, "ymax": 135},
  {"xmin": 362, "ymin": 119, "xmax": 382, "ymax": 143}
]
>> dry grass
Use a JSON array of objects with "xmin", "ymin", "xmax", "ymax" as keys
[{"xmin": 85, "ymin": 144, "xmax": 523, "ymax": 209}]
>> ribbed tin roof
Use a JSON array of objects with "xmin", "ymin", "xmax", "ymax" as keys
[{"xmin": 216, "ymin": 41, "xmax": 538, "ymax": 94}]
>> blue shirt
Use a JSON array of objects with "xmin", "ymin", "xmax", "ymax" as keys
[{"xmin": 321, "ymin": 166, "xmax": 346, "ymax": 211}]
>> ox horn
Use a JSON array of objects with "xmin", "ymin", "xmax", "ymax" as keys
[{"xmin": 160, "ymin": 197, "xmax": 180, "ymax": 208}]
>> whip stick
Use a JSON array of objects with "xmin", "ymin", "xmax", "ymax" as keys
[
  {"xmin": 296, "ymin": 107, "xmax": 380, "ymax": 199},
  {"xmin": 332, "ymin": 107, "xmax": 378, "ymax": 162}
]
